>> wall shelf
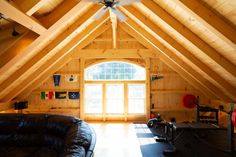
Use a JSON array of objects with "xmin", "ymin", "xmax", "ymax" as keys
[
  {"xmin": 151, "ymin": 89, "xmax": 193, "ymax": 94},
  {"xmin": 151, "ymin": 108, "xmax": 195, "ymax": 112},
  {"xmin": 33, "ymin": 89, "xmax": 80, "ymax": 93},
  {"xmin": 54, "ymin": 71, "xmax": 80, "ymax": 75}
]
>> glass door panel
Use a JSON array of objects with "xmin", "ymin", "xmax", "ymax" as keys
[
  {"xmin": 85, "ymin": 84, "xmax": 102, "ymax": 114},
  {"xmin": 128, "ymin": 84, "xmax": 145, "ymax": 114},
  {"xmin": 106, "ymin": 84, "xmax": 124, "ymax": 114}
]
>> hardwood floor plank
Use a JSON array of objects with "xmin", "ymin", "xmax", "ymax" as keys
[{"xmin": 89, "ymin": 123, "xmax": 142, "ymax": 157}]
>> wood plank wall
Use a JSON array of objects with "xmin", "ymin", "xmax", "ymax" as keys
[
  {"xmin": 25, "ymin": 59, "xmax": 81, "ymax": 117},
  {"xmin": 0, "ymin": 27, "xmax": 211, "ymax": 123},
  {"xmin": 1, "ymin": 57, "xmax": 209, "ymax": 122},
  {"xmin": 150, "ymin": 59, "xmax": 209, "ymax": 122}
]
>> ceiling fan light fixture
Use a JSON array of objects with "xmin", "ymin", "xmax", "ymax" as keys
[{"xmin": 88, "ymin": 0, "xmax": 141, "ymax": 22}]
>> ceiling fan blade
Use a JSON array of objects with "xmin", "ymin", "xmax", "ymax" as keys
[
  {"xmin": 93, "ymin": 7, "xmax": 109, "ymax": 20},
  {"xmin": 111, "ymin": 8, "xmax": 127, "ymax": 22},
  {"xmin": 116, "ymin": 0, "xmax": 141, "ymax": 6},
  {"xmin": 84, "ymin": 0, "xmax": 103, "ymax": 5}
]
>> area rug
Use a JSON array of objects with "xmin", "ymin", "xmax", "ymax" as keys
[{"xmin": 133, "ymin": 123, "xmax": 232, "ymax": 157}]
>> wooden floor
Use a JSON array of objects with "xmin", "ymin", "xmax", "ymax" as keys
[{"xmin": 89, "ymin": 123, "xmax": 143, "ymax": 157}]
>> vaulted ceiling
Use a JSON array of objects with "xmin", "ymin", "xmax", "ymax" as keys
[{"xmin": 0, "ymin": 0, "xmax": 236, "ymax": 103}]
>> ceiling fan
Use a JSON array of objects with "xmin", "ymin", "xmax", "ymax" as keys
[{"xmin": 86, "ymin": 0, "xmax": 141, "ymax": 22}]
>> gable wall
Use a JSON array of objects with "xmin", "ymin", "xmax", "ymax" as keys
[{"xmin": 4, "ymin": 57, "xmax": 209, "ymax": 122}]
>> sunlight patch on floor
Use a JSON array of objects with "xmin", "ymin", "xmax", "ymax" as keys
[
  {"xmin": 89, "ymin": 123, "xmax": 142, "ymax": 157},
  {"xmin": 134, "ymin": 123, "xmax": 156, "ymax": 145}
]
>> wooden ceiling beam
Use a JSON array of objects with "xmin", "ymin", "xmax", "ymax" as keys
[
  {"xmin": 0, "ymin": 0, "xmax": 47, "ymax": 34},
  {"xmin": 178, "ymin": 0, "xmax": 236, "ymax": 45},
  {"xmin": 122, "ymin": 6, "xmax": 236, "ymax": 100},
  {"xmin": 142, "ymin": 0, "xmax": 236, "ymax": 78},
  {"xmin": 16, "ymin": 18, "xmax": 111, "ymax": 100},
  {"xmin": 0, "ymin": 1, "xmax": 94, "ymax": 85},
  {"xmin": 0, "ymin": 5, "xmax": 103, "ymax": 100},
  {"xmin": 0, "ymin": 0, "xmax": 78, "ymax": 68},
  {"xmin": 39, "ymin": 0, "xmax": 79, "ymax": 28},
  {"xmin": 13, "ymin": 0, "xmax": 48, "ymax": 16},
  {"xmin": 119, "ymin": 17, "xmax": 232, "ymax": 101},
  {"xmin": 72, "ymin": 49, "xmax": 158, "ymax": 59},
  {"xmin": 109, "ymin": 10, "xmax": 118, "ymax": 49},
  {"xmin": 119, "ymin": 22, "xmax": 213, "ymax": 99}
]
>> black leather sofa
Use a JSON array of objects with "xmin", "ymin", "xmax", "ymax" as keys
[{"xmin": 0, "ymin": 114, "xmax": 96, "ymax": 157}]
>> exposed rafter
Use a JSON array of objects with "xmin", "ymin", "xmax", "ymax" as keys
[
  {"xmin": 39, "ymin": 0, "xmax": 79, "ymax": 28},
  {"xmin": 121, "ymin": 6, "xmax": 236, "ymax": 100},
  {"xmin": 119, "ymin": 22, "xmax": 214, "ymax": 99},
  {"xmin": 178, "ymin": 0, "xmax": 236, "ymax": 45},
  {"xmin": 13, "ymin": 0, "xmax": 49, "ymax": 16},
  {"xmin": 142, "ymin": 0, "xmax": 236, "ymax": 79},
  {"xmin": 119, "ymin": 16, "xmax": 232, "ymax": 101},
  {"xmin": 16, "ymin": 18, "xmax": 111, "ymax": 100},
  {"xmin": 0, "ymin": 0, "xmax": 47, "ymax": 34},
  {"xmin": 0, "ymin": 0, "xmax": 78, "ymax": 68},
  {"xmin": 0, "ymin": 6, "xmax": 105, "ymax": 101},
  {"xmin": 0, "ymin": 1, "xmax": 94, "ymax": 85},
  {"xmin": 0, "ymin": 0, "xmax": 235, "ymax": 104}
]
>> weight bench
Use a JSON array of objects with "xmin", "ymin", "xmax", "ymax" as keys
[{"xmin": 163, "ymin": 122, "xmax": 221, "ymax": 153}]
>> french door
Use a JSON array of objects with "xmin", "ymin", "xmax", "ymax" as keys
[
  {"xmin": 106, "ymin": 84, "xmax": 124, "ymax": 114},
  {"xmin": 84, "ymin": 82, "xmax": 146, "ymax": 120}
]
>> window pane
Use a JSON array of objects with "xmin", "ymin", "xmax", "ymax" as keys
[
  {"xmin": 106, "ymin": 84, "xmax": 124, "ymax": 114},
  {"xmin": 85, "ymin": 61, "xmax": 145, "ymax": 80},
  {"xmin": 85, "ymin": 84, "xmax": 102, "ymax": 113},
  {"xmin": 128, "ymin": 84, "xmax": 145, "ymax": 114},
  {"xmin": 128, "ymin": 85, "xmax": 145, "ymax": 98}
]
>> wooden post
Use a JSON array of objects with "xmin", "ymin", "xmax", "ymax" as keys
[
  {"xmin": 79, "ymin": 58, "xmax": 85, "ymax": 120},
  {"xmin": 103, "ymin": 83, "xmax": 106, "ymax": 122},
  {"xmin": 124, "ymin": 82, "xmax": 128, "ymax": 122},
  {"xmin": 145, "ymin": 58, "xmax": 151, "ymax": 121}
]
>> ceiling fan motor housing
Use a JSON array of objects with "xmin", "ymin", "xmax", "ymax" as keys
[{"xmin": 104, "ymin": 0, "xmax": 115, "ymax": 7}]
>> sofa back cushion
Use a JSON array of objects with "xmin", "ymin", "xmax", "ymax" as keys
[
  {"xmin": 16, "ymin": 114, "xmax": 47, "ymax": 147},
  {"xmin": 43, "ymin": 115, "xmax": 81, "ymax": 152},
  {"xmin": 0, "ymin": 114, "xmax": 94, "ymax": 156},
  {"xmin": 0, "ymin": 115, "xmax": 20, "ymax": 146}
]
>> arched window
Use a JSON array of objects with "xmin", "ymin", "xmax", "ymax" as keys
[
  {"xmin": 84, "ymin": 61, "xmax": 146, "ymax": 117},
  {"xmin": 85, "ymin": 61, "xmax": 145, "ymax": 81}
]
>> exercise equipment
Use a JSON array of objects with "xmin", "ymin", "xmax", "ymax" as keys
[
  {"xmin": 196, "ymin": 96, "xmax": 219, "ymax": 125},
  {"xmin": 147, "ymin": 113, "xmax": 169, "ymax": 142},
  {"xmin": 147, "ymin": 113, "xmax": 163, "ymax": 128},
  {"xmin": 148, "ymin": 95, "xmax": 235, "ymax": 156},
  {"xmin": 182, "ymin": 94, "xmax": 219, "ymax": 125},
  {"xmin": 163, "ymin": 122, "xmax": 223, "ymax": 154},
  {"xmin": 164, "ymin": 103, "xmax": 235, "ymax": 157},
  {"xmin": 182, "ymin": 94, "xmax": 197, "ymax": 109},
  {"xmin": 219, "ymin": 103, "xmax": 235, "ymax": 156},
  {"xmin": 231, "ymin": 109, "xmax": 236, "ymax": 127}
]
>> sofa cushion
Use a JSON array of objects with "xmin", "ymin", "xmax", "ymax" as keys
[
  {"xmin": 43, "ymin": 134, "xmax": 64, "ymax": 152},
  {"xmin": 0, "ymin": 147, "xmax": 39, "ymax": 157},
  {"xmin": 14, "ymin": 134, "xmax": 43, "ymax": 147},
  {"xmin": 77, "ymin": 121, "xmax": 93, "ymax": 151},
  {"xmin": 0, "ymin": 115, "xmax": 20, "ymax": 134},
  {"xmin": 31, "ymin": 147, "xmax": 59, "ymax": 157},
  {"xmin": 46, "ymin": 115, "xmax": 80, "ymax": 138},
  {"xmin": 62, "ymin": 145, "xmax": 86, "ymax": 157},
  {"xmin": 17, "ymin": 114, "xmax": 47, "ymax": 134},
  {"xmin": 0, "ymin": 114, "xmax": 95, "ymax": 157}
]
